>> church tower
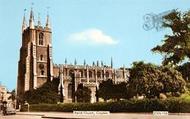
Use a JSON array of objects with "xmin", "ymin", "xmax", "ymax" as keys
[{"xmin": 17, "ymin": 8, "xmax": 53, "ymax": 97}]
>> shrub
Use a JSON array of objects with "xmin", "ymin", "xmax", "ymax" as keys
[{"xmin": 21, "ymin": 98, "xmax": 190, "ymax": 113}]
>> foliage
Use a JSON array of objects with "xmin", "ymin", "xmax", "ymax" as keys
[
  {"xmin": 75, "ymin": 83, "xmax": 91, "ymax": 103},
  {"xmin": 177, "ymin": 62, "xmax": 190, "ymax": 81},
  {"xmin": 129, "ymin": 61, "xmax": 186, "ymax": 98},
  {"xmin": 98, "ymin": 79, "xmax": 114, "ymax": 101},
  {"xmin": 21, "ymin": 98, "xmax": 190, "ymax": 113},
  {"xmin": 113, "ymin": 82, "xmax": 129, "ymax": 100},
  {"xmin": 23, "ymin": 79, "xmax": 60, "ymax": 104},
  {"xmin": 152, "ymin": 10, "xmax": 190, "ymax": 65},
  {"xmin": 98, "ymin": 79, "xmax": 129, "ymax": 101},
  {"xmin": 8, "ymin": 89, "xmax": 16, "ymax": 101}
]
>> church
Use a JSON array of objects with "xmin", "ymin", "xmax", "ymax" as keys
[{"xmin": 17, "ymin": 8, "xmax": 129, "ymax": 103}]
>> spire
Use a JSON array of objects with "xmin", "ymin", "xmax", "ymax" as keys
[
  {"xmin": 101, "ymin": 61, "xmax": 104, "ymax": 67},
  {"xmin": 29, "ymin": 7, "xmax": 35, "ymax": 29},
  {"xmin": 74, "ymin": 59, "xmax": 77, "ymax": 65},
  {"xmin": 92, "ymin": 61, "xmax": 95, "ymax": 66},
  {"xmin": 22, "ymin": 9, "xmax": 27, "ymax": 32},
  {"xmin": 65, "ymin": 58, "xmax": 67, "ymax": 64},
  {"xmin": 46, "ymin": 14, "xmax": 51, "ymax": 28},
  {"xmin": 111, "ymin": 57, "xmax": 113, "ymax": 68},
  {"xmin": 84, "ymin": 59, "xmax": 86, "ymax": 66},
  {"xmin": 38, "ymin": 13, "xmax": 41, "ymax": 26},
  {"xmin": 97, "ymin": 60, "xmax": 99, "ymax": 67},
  {"xmin": 46, "ymin": 7, "xmax": 51, "ymax": 28}
]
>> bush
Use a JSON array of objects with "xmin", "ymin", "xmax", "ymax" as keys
[
  {"xmin": 21, "ymin": 98, "xmax": 190, "ymax": 113},
  {"xmin": 75, "ymin": 84, "xmax": 91, "ymax": 103},
  {"xmin": 23, "ymin": 79, "xmax": 60, "ymax": 104}
]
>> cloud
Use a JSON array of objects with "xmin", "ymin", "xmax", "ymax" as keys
[{"xmin": 67, "ymin": 28, "xmax": 118, "ymax": 45}]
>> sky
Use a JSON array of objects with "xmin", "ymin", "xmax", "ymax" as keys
[{"xmin": 0, "ymin": 0, "xmax": 190, "ymax": 91}]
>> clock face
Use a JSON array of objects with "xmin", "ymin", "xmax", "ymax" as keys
[{"xmin": 39, "ymin": 64, "xmax": 44, "ymax": 69}]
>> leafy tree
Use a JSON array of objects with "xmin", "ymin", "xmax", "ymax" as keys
[
  {"xmin": 98, "ymin": 79, "xmax": 130, "ymax": 101},
  {"xmin": 129, "ymin": 61, "xmax": 162, "ymax": 98},
  {"xmin": 177, "ymin": 62, "xmax": 190, "ymax": 81},
  {"xmin": 8, "ymin": 89, "xmax": 16, "ymax": 101},
  {"xmin": 160, "ymin": 66, "xmax": 186, "ymax": 96},
  {"xmin": 98, "ymin": 79, "xmax": 114, "ymax": 101},
  {"xmin": 152, "ymin": 10, "xmax": 190, "ymax": 65},
  {"xmin": 75, "ymin": 83, "xmax": 91, "ymax": 103},
  {"xmin": 112, "ymin": 82, "xmax": 129, "ymax": 100},
  {"xmin": 129, "ymin": 61, "xmax": 186, "ymax": 98},
  {"xmin": 23, "ymin": 79, "xmax": 60, "ymax": 104}
]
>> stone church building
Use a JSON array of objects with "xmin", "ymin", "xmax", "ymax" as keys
[{"xmin": 17, "ymin": 8, "xmax": 129, "ymax": 103}]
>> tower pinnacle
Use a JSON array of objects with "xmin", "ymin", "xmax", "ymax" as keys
[
  {"xmin": 111, "ymin": 57, "xmax": 113, "ymax": 68},
  {"xmin": 65, "ymin": 58, "xmax": 67, "ymax": 64},
  {"xmin": 38, "ymin": 13, "xmax": 41, "ymax": 26},
  {"xmin": 84, "ymin": 59, "xmax": 86, "ymax": 66},
  {"xmin": 46, "ymin": 14, "xmax": 50, "ymax": 28},
  {"xmin": 22, "ymin": 9, "xmax": 27, "ymax": 32},
  {"xmin": 29, "ymin": 7, "xmax": 35, "ymax": 29},
  {"xmin": 74, "ymin": 59, "xmax": 77, "ymax": 65}
]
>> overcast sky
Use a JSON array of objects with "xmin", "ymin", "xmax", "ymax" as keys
[{"xmin": 0, "ymin": 0, "xmax": 189, "ymax": 91}]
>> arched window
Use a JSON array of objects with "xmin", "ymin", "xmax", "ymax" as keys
[
  {"xmin": 85, "ymin": 70, "xmax": 87, "ymax": 77},
  {"xmin": 69, "ymin": 70, "xmax": 74, "ymax": 78},
  {"xmin": 40, "ymin": 55, "xmax": 43, "ymax": 61},
  {"xmin": 106, "ymin": 72, "xmax": 109, "ymax": 78},
  {"xmin": 89, "ymin": 71, "xmax": 93, "ymax": 78},
  {"xmin": 80, "ymin": 70, "xmax": 83, "ymax": 78},
  {"xmin": 97, "ymin": 71, "xmax": 101, "ymax": 78},
  {"xmin": 68, "ymin": 84, "xmax": 73, "ymax": 99},
  {"xmin": 39, "ymin": 32, "xmax": 44, "ymax": 45},
  {"xmin": 41, "ymin": 70, "xmax": 44, "ymax": 75}
]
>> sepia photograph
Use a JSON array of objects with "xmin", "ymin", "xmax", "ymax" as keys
[{"xmin": 0, "ymin": 0, "xmax": 190, "ymax": 119}]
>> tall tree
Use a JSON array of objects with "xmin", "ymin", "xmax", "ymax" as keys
[
  {"xmin": 152, "ymin": 10, "xmax": 190, "ymax": 65},
  {"xmin": 129, "ymin": 61, "xmax": 186, "ymax": 98},
  {"xmin": 113, "ymin": 82, "xmax": 129, "ymax": 100},
  {"xmin": 98, "ymin": 79, "xmax": 130, "ymax": 101},
  {"xmin": 75, "ymin": 83, "xmax": 91, "ymax": 103},
  {"xmin": 23, "ymin": 79, "xmax": 60, "ymax": 104},
  {"xmin": 98, "ymin": 79, "xmax": 114, "ymax": 101},
  {"xmin": 8, "ymin": 89, "xmax": 16, "ymax": 101},
  {"xmin": 177, "ymin": 62, "xmax": 190, "ymax": 81}
]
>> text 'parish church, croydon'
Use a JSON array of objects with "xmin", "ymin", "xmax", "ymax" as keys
[{"xmin": 17, "ymin": 8, "xmax": 129, "ymax": 103}]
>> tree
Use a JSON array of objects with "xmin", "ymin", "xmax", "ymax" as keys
[
  {"xmin": 160, "ymin": 66, "xmax": 186, "ymax": 96},
  {"xmin": 177, "ymin": 62, "xmax": 190, "ymax": 81},
  {"xmin": 98, "ymin": 79, "xmax": 130, "ymax": 101},
  {"xmin": 129, "ymin": 61, "xmax": 186, "ymax": 98},
  {"xmin": 98, "ymin": 79, "xmax": 114, "ymax": 101},
  {"xmin": 113, "ymin": 82, "xmax": 129, "ymax": 100},
  {"xmin": 129, "ymin": 61, "xmax": 163, "ymax": 98},
  {"xmin": 8, "ymin": 89, "xmax": 16, "ymax": 108},
  {"xmin": 23, "ymin": 79, "xmax": 60, "ymax": 104},
  {"xmin": 75, "ymin": 83, "xmax": 91, "ymax": 103},
  {"xmin": 152, "ymin": 10, "xmax": 190, "ymax": 65},
  {"xmin": 8, "ymin": 89, "xmax": 16, "ymax": 101}
]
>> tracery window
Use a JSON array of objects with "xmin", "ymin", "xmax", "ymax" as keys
[
  {"xmin": 97, "ymin": 71, "xmax": 101, "ymax": 78},
  {"xmin": 89, "ymin": 71, "xmax": 93, "ymax": 78},
  {"xmin": 39, "ymin": 32, "xmax": 44, "ymax": 45}
]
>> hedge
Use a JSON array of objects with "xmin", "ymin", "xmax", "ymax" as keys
[{"xmin": 21, "ymin": 98, "xmax": 190, "ymax": 113}]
